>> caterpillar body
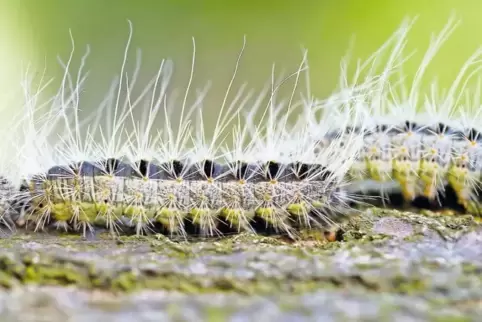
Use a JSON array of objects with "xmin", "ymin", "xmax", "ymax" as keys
[
  {"xmin": 1, "ymin": 15, "xmax": 481, "ymax": 239},
  {"xmin": 19, "ymin": 158, "xmax": 352, "ymax": 238}
]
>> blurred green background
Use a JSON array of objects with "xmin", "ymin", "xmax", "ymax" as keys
[{"xmin": 2, "ymin": 0, "xmax": 482, "ymax": 127}]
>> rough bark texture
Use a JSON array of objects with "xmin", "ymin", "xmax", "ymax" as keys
[{"xmin": 0, "ymin": 207, "xmax": 480, "ymax": 321}]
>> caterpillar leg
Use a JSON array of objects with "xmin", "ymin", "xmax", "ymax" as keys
[
  {"xmin": 419, "ymin": 133, "xmax": 452, "ymax": 203},
  {"xmin": 447, "ymin": 154, "xmax": 478, "ymax": 214},
  {"xmin": 419, "ymin": 163, "xmax": 441, "ymax": 201},
  {"xmin": 392, "ymin": 160, "xmax": 419, "ymax": 205}
]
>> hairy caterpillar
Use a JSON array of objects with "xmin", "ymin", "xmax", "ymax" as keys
[
  {"xmin": 0, "ymin": 20, "xmax": 383, "ymax": 239},
  {"xmin": 315, "ymin": 15, "xmax": 482, "ymax": 216},
  {"xmin": 0, "ymin": 15, "xmax": 480, "ymax": 240}
]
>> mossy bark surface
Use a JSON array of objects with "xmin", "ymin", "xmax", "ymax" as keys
[{"xmin": 0, "ymin": 208, "xmax": 481, "ymax": 321}]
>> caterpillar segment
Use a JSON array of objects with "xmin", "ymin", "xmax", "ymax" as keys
[{"xmin": 446, "ymin": 128, "xmax": 482, "ymax": 215}]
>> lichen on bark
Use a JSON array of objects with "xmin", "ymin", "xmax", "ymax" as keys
[{"xmin": 0, "ymin": 207, "xmax": 481, "ymax": 320}]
